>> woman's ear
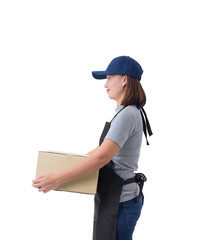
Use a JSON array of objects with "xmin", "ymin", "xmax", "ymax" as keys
[{"xmin": 122, "ymin": 75, "xmax": 128, "ymax": 87}]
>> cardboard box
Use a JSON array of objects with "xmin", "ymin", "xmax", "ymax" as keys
[{"xmin": 36, "ymin": 151, "xmax": 99, "ymax": 194}]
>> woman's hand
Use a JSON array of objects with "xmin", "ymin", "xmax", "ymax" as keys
[{"xmin": 32, "ymin": 173, "xmax": 60, "ymax": 193}]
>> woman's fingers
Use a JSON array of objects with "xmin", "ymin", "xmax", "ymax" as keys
[
  {"xmin": 32, "ymin": 177, "xmax": 45, "ymax": 188},
  {"xmin": 32, "ymin": 174, "xmax": 47, "ymax": 184},
  {"xmin": 32, "ymin": 173, "xmax": 57, "ymax": 193},
  {"xmin": 32, "ymin": 182, "xmax": 42, "ymax": 188},
  {"xmin": 38, "ymin": 184, "xmax": 51, "ymax": 193},
  {"xmin": 34, "ymin": 174, "xmax": 46, "ymax": 181}
]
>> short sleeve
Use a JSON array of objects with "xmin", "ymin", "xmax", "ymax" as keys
[{"xmin": 104, "ymin": 110, "xmax": 136, "ymax": 148}]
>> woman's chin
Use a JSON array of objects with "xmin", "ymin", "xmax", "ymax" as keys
[{"xmin": 108, "ymin": 95, "xmax": 114, "ymax": 100}]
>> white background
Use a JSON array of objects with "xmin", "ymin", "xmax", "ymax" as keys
[{"xmin": 0, "ymin": 0, "xmax": 205, "ymax": 239}]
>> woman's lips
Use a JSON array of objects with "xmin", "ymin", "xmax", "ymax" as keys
[{"xmin": 106, "ymin": 89, "xmax": 110, "ymax": 93}]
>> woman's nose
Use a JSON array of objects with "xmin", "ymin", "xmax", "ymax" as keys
[{"xmin": 104, "ymin": 80, "xmax": 108, "ymax": 88}]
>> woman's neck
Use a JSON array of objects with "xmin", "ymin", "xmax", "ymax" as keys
[{"xmin": 116, "ymin": 96, "xmax": 124, "ymax": 107}]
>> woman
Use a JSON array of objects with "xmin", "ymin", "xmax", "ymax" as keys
[{"xmin": 32, "ymin": 56, "xmax": 152, "ymax": 240}]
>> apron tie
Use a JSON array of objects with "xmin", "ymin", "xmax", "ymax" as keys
[{"xmin": 139, "ymin": 107, "xmax": 153, "ymax": 145}]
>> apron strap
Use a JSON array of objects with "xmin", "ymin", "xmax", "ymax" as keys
[
  {"xmin": 110, "ymin": 105, "xmax": 153, "ymax": 145},
  {"xmin": 140, "ymin": 107, "xmax": 153, "ymax": 145},
  {"xmin": 123, "ymin": 173, "xmax": 147, "ymax": 186},
  {"xmin": 123, "ymin": 173, "xmax": 147, "ymax": 205},
  {"xmin": 110, "ymin": 105, "xmax": 129, "ymax": 123}
]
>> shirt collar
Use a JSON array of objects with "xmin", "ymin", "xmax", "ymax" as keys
[{"xmin": 115, "ymin": 105, "xmax": 124, "ymax": 113}]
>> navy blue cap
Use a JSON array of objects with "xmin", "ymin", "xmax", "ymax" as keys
[{"xmin": 92, "ymin": 56, "xmax": 143, "ymax": 81}]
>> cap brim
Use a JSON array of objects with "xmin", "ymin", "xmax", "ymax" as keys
[{"xmin": 92, "ymin": 71, "xmax": 107, "ymax": 80}]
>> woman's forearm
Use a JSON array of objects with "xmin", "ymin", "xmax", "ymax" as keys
[
  {"xmin": 56, "ymin": 140, "xmax": 120, "ymax": 186},
  {"xmin": 56, "ymin": 153, "xmax": 105, "ymax": 186}
]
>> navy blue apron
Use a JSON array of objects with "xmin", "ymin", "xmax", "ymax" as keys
[{"xmin": 93, "ymin": 105, "xmax": 152, "ymax": 240}]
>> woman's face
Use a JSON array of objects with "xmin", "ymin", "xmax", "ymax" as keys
[{"xmin": 104, "ymin": 74, "xmax": 127, "ymax": 105}]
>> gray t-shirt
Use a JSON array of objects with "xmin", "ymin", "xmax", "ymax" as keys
[{"xmin": 105, "ymin": 105, "xmax": 143, "ymax": 202}]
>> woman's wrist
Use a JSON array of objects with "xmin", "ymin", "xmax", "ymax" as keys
[{"xmin": 55, "ymin": 172, "xmax": 66, "ymax": 186}]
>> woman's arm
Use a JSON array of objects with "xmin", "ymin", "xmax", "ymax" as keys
[{"xmin": 32, "ymin": 139, "xmax": 120, "ymax": 193}]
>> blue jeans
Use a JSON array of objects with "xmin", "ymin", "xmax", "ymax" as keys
[{"xmin": 116, "ymin": 194, "xmax": 143, "ymax": 240}]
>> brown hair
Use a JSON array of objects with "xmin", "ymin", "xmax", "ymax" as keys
[{"xmin": 121, "ymin": 75, "xmax": 146, "ymax": 108}]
